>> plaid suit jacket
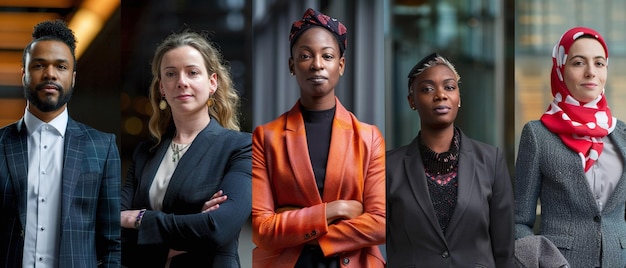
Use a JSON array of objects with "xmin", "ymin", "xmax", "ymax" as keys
[{"xmin": 0, "ymin": 117, "xmax": 121, "ymax": 268}]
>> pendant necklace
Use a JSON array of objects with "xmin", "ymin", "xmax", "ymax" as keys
[{"xmin": 171, "ymin": 142, "xmax": 190, "ymax": 162}]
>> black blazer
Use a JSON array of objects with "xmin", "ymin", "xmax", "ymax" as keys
[
  {"xmin": 386, "ymin": 129, "xmax": 514, "ymax": 268},
  {"xmin": 121, "ymin": 119, "xmax": 252, "ymax": 268}
]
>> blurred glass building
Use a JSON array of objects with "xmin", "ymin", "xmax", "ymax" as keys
[{"xmin": 386, "ymin": 0, "xmax": 515, "ymax": 171}]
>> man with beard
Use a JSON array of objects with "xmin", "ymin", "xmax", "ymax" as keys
[{"xmin": 0, "ymin": 20, "xmax": 121, "ymax": 267}]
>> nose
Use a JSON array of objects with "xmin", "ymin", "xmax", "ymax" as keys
[
  {"xmin": 177, "ymin": 74, "xmax": 189, "ymax": 88},
  {"xmin": 43, "ymin": 65, "xmax": 57, "ymax": 81},
  {"xmin": 585, "ymin": 64, "xmax": 596, "ymax": 78},
  {"xmin": 434, "ymin": 87, "xmax": 448, "ymax": 101},
  {"xmin": 310, "ymin": 55, "xmax": 324, "ymax": 71}
]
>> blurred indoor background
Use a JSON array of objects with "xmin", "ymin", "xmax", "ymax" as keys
[{"xmin": 0, "ymin": 0, "xmax": 120, "ymax": 144}]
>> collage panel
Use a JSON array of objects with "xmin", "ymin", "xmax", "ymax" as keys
[
  {"xmin": 514, "ymin": 0, "xmax": 626, "ymax": 267},
  {"xmin": 119, "ymin": 0, "xmax": 253, "ymax": 267},
  {"xmin": 251, "ymin": 1, "xmax": 386, "ymax": 267},
  {"xmin": 385, "ymin": 0, "xmax": 516, "ymax": 267},
  {"xmin": 0, "ymin": 0, "xmax": 123, "ymax": 267}
]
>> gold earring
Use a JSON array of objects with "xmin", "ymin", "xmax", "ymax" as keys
[
  {"xmin": 159, "ymin": 95, "xmax": 167, "ymax": 110},
  {"xmin": 207, "ymin": 94, "xmax": 214, "ymax": 107}
]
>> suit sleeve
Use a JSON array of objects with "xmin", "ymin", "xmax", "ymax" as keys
[
  {"xmin": 316, "ymin": 126, "xmax": 386, "ymax": 256},
  {"xmin": 251, "ymin": 126, "xmax": 330, "ymax": 250},
  {"xmin": 490, "ymin": 147, "xmax": 515, "ymax": 267},
  {"xmin": 137, "ymin": 135, "xmax": 252, "ymax": 250},
  {"xmin": 514, "ymin": 123, "xmax": 542, "ymax": 239},
  {"xmin": 96, "ymin": 133, "xmax": 122, "ymax": 267}
]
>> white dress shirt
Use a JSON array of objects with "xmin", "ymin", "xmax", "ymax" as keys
[
  {"xmin": 585, "ymin": 136, "xmax": 624, "ymax": 211},
  {"xmin": 22, "ymin": 107, "xmax": 67, "ymax": 268}
]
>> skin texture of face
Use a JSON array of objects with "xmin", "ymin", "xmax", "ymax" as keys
[
  {"xmin": 159, "ymin": 45, "xmax": 217, "ymax": 118},
  {"xmin": 563, "ymin": 38, "xmax": 607, "ymax": 103},
  {"xmin": 289, "ymin": 26, "xmax": 345, "ymax": 110},
  {"xmin": 408, "ymin": 64, "xmax": 460, "ymax": 130},
  {"xmin": 22, "ymin": 40, "xmax": 76, "ymax": 119}
]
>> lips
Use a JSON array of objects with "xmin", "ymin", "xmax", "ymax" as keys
[
  {"xmin": 580, "ymin": 82, "xmax": 598, "ymax": 89},
  {"xmin": 36, "ymin": 82, "xmax": 61, "ymax": 94},
  {"xmin": 433, "ymin": 105, "xmax": 451, "ymax": 114},
  {"xmin": 175, "ymin": 94, "xmax": 193, "ymax": 100},
  {"xmin": 307, "ymin": 75, "xmax": 327, "ymax": 84}
]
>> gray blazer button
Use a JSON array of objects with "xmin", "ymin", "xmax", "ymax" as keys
[
  {"xmin": 594, "ymin": 215, "xmax": 601, "ymax": 222},
  {"xmin": 442, "ymin": 251, "xmax": 449, "ymax": 258},
  {"xmin": 342, "ymin": 257, "xmax": 349, "ymax": 265}
]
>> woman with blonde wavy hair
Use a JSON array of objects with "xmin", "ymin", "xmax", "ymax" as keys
[{"xmin": 120, "ymin": 30, "xmax": 252, "ymax": 268}]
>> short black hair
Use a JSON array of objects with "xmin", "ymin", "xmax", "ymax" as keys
[{"xmin": 22, "ymin": 19, "xmax": 77, "ymax": 69}]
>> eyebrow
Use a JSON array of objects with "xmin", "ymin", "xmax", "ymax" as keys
[
  {"xmin": 295, "ymin": 45, "xmax": 337, "ymax": 51},
  {"xmin": 162, "ymin": 64, "xmax": 201, "ymax": 70},
  {"xmin": 31, "ymin": 57, "xmax": 70, "ymax": 63},
  {"xmin": 569, "ymin": 55, "xmax": 606, "ymax": 61},
  {"xmin": 417, "ymin": 78, "xmax": 457, "ymax": 84}
]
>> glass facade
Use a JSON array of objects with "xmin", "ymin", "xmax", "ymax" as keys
[
  {"xmin": 386, "ymin": 0, "xmax": 515, "ymax": 170},
  {"xmin": 515, "ymin": 0, "xmax": 626, "ymax": 154}
]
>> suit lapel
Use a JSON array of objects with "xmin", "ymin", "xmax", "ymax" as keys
[
  {"xmin": 285, "ymin": 103, "xmax": 321, "ymax": 204},
  {"xmin": 322, "ymin": 101, "xmax": 352, "ymax": 202},
  {"xmin": 161, "ymin": 121, "xmax": 220, "ymax": 211},
  {"xmin": 601, "ymin": 122, "xmax": 626, "ymax": 212},
  {"xmin": 61, "ymin": 119, "xmax": 84, "ymax": 223},
  {"xmin": 5, "ymin": 120, "xmax": 29, "ymax": 229},
  {"xmin": 403, "ymin": 137, "xmax": 447, "ymax": 242},
  {"xmin": 445, "ymin": 131, "xmax": 476, "ymax": 237}
]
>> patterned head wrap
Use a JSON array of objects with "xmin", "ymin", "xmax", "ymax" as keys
[
  {"xmin": 289, "ymin": 8, "xmax": 347, "ymax": 56},
  {"xmin": 541, "ymin": 26, "xmax": 616, "ymax": 172}
]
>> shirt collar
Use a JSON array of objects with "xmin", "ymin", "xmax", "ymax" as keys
[{"xmin": 24, "ymin": 106, "xmax": 69, "ymax": 137}]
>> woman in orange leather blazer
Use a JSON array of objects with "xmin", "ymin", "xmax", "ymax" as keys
[{"xmin": 251, "ymin": 8, "xmax": 386, "ymax": 268}]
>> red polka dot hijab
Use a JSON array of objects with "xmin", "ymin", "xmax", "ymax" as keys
[{"xmin": 541, "ymin": 26, "xmax": 616, "ymax": 172}]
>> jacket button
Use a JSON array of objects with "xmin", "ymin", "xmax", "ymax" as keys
[
  {"xmin": 342, "ymin": 257, "xmax": 349, "ymax": 265},
  {"xmin": 304, "ymin": 233, "xmax": 310, "ymax": 239},
  {"xmin": 311, "ymin": 230, "xmax": 317, "ymax": 236},
  {"xmin": 594, "ymin": 216, "xmax": 601, "ymax": 222},
  {"xmin": 441, "ymin": 251, "xmax": 449, "ymax": 258}
]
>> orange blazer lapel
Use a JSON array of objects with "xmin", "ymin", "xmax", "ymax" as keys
[
  {"xmin": 322, "ymin": 100, "xmax": 354, "ymax": 202},
  {"xmin": 285, "ymin": 103, "xmax": 322, "ymax": 204}
]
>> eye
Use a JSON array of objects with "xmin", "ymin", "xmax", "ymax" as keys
[
  {"xmin": 323, "ymin": 54, "xmax": 334, "ymax": 60},
  {"xmin": 572, "ymin": 60, "xmax": 584, "ymax": 66},
  {"xmin": 31, "ymin": 63, "xmax": 43, "ymax": 69},
  {"xmin": 189, "ymin": 70, "xmax": 200, "ymax": 76},
  {"xmin": 444, "ymin": 85, "xmax": 456, "ymax": 91},
  {"xmin": 57, "ymin": 64, "xmax": 68, "ymax": 70},
  {"xmin": 421, "ymin": 87, "xmax": 434, "ymax": 93},
  {"xmin": 595, "ymin": 61, "xmax": 606, "ymax": 67},
  {"xmin": 299, "ymin": 54, "xmax": 311, "ymax": 60},
  {"xmin": 164, "ymin": 71, "xmax": 175, "ymax": 78}
]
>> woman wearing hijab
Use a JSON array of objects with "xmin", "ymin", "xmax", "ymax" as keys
[
  {"xmin": 120, "ymin": 30, "xmax": 251, "ymax": 267},
  {"xmin": 515, "ymin": 27, "xmax": 626, "ymax": 267},
  {"xmin": 386, "ymin": 53, "xmax": 515, "ymax": 267},
  {"xmin": 251, "ymin": 8, "xmax": 386, "ymax": 268}
]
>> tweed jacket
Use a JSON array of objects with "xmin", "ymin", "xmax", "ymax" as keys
[
  {"xmin": 121, "ymin": 119, "xmax": 252, "ymax": 268},
  {"xmin": 386, "ymin": 129, "xmax": 515, "ymax": 268},
  {"xmin": 251, "ymin": 98, "xmax": 386, "ymax": 268},
  {"xmin": 515, "ymin": 120, "xmax": 626, "ymax": 268},
  {"xmin": 0, "ymin": 117, "xmax": 121, "ymax": 268}
]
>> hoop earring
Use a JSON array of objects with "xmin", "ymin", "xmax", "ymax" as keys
[{"xmin": 159, "ymin": 95, "xmax": 167, "ymax": 110}]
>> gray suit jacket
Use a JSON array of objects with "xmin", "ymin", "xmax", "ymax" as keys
[
  {"xmin": 386, "ymin": 129, "xmax": 515, "ymax": 268},
  {"xmin": 515, "ymin": 120, "xmax": 626, "ymax": 268}
]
